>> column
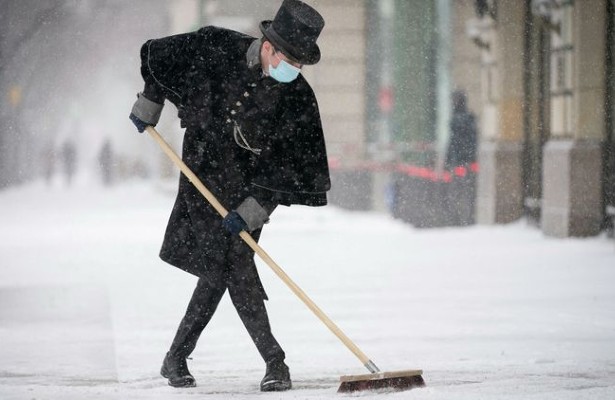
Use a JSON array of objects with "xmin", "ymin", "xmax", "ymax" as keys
[
  {"xmin": 541, "ymin": 0, "xmax": 606, "ymax": 237},
  {"xmin": 475, "ymin": 0, "xmax": 526, "ymax": 224}
]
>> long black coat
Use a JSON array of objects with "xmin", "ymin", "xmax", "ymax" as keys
[
  {"xmin": 139, "ymin": 27, "xmax": 331, "ymax": 277},
  {"xmin": 445, "ymin": 111, "xmax": 477, "ymax": 169}
]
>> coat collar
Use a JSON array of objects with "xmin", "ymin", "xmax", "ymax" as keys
[{"xmin": 246, "ymin": 39, "xmax": 262, "ymax": 70}]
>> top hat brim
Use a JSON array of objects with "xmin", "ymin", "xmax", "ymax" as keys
[{"xmin": 259, "ymin": 20, "xmax": 321, "ymax": 65}]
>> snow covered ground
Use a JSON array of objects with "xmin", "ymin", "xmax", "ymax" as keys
[{"xmin": 1, "ymin": 180, "xmax": 614, "ymax": 399}]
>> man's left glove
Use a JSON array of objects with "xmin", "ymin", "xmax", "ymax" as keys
[
  {"xmin": 222, "ymin": 196, "xmax": 270, "ymax": 236},
  {"xmin": 222, "ymin": 211, "xmax": 248, "ymax": 235},
  {"xmin": 129, "ymin": 92, "xmax": 164, "ymax": 133}
]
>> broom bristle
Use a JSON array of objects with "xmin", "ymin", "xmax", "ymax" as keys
[{"xmin": 338, "ymin": 369, "xmax": 425, "ymax": 393}]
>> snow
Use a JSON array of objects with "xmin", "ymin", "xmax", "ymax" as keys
[{"xmin": 1, "ymin": 180, "xmax": 614, "ymax": 399}]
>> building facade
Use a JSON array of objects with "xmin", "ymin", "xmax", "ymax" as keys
[
  {"xmin": 462, "ymin": 0, "xmax": 614, "ymax": 238},
  {"xmin": 315, "ymin": 0, "xmax": 614, "ymax": 240}
]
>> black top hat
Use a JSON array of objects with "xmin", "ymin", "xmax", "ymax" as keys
[{"xmin": 259, "ymin": 0, "xmax": 325, "ymax": 65}]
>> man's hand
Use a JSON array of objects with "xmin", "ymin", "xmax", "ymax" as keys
[
  {"xmin": 223, "ymin": 197, "xmax": 270, "ymax": 235},
  {"xmin": 129, "ymin": 113, "xmax": 149, "ymax": 133},
  {"xmin": 222, "ymin": 211, "xmax": 248, "ymax": 235},
  {"xmin": 129, "ymin": 92, "xmax": 164, "ymax": 133}
]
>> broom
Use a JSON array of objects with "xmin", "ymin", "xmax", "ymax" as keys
[{"xmin": 146, "ymin": 126, "xmax": 426, "ymax": 393}]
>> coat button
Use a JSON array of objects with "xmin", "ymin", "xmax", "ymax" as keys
[
  {"xmin": 243, "ymin": 91, "xmax": 250, "ymax": 97},
  {"xmin": 231, "ymin": 110, "xmax": 236, "ymax": 115},
  {"xmin": 236, "ymin": 101, "xmax": 242, "ymax": 106}
]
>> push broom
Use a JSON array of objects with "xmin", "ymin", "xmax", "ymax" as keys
[{"xmin": 146, "ymin": 126, "xmax": 426, "ymax": 393}]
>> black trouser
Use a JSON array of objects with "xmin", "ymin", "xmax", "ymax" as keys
[{"xmin": 167, "ymin": 230, "xmax": 285, "ymax": 364}]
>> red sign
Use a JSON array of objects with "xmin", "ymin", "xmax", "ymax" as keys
[{"xmin": 379, "ymin": 87, "xmax": 394, "ymax": 114}]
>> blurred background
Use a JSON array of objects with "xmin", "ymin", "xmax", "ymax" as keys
[{"xmin": 0, "ymin": 0, "xmax": 614, "ymax": 240}]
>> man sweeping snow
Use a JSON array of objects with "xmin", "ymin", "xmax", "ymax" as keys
[{"xmin": 128, "ymin": 0, "xmax": 330, "ymax": 392}]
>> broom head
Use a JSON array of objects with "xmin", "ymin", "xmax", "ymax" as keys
[{"xmin": 338, "ymin": 369, "xmax": 425, "ymax": 393}]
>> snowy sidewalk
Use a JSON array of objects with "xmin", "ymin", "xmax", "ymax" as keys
[{"xmin": 1, "ymin": 181, "xmax": 614, "ymax": 399}]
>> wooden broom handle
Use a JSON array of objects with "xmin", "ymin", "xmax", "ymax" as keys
[{"xmin": 146, "ymin": 126, "xmax": 377, "ymax": 372}]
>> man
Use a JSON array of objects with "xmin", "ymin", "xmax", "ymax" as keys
[{"xmin": 128, "ymin": 0, "xmax": 330, "ymax": 392}]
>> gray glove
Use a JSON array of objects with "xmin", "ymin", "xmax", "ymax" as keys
[
  {"xmin": 130, "ymin": 92, "xmax": 164, "ymax": 129},
  {"xmin": 235, "ymin": 196, "xmax": 271, "ymax": 232}
]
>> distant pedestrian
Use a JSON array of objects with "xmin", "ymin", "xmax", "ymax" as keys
[
  {"xmin": 446, "ymin": 90, "xmax": 477, "ymax": 169},
  {"xmin": 61, "ymin": 140, "xmax": 77, "ymax": 185},
  {"xmin": 445, "ymin": 90, "xmax": 477, "ymax": 226},
  {"xmin": 98, "ymin": 139, "xmax": 114, "ymax": 186},
  {"xmin": 42, "ymin": 142, "xmax": 56, "ymax": 185}
]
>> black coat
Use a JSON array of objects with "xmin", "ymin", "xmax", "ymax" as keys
[
  {"xmin": 139, "ymin": 27, "xmax": 330, "ymax": 277},
  {"xmin": 445, "ymin": 111, "xmax": 477, "ymax": 169}
]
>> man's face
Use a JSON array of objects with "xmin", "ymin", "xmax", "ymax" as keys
[{"xmin": 262, "ymin": 41, "xmax": 302, "ymax": 72}]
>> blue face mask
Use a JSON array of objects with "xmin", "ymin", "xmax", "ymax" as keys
[{"xmin": 268, "ymin": 52, "xmax": 301, "ymax": 83}]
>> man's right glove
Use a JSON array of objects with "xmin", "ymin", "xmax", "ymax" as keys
[
  {"xmin": 129, "ymin": 113, "xmax": 148, "ymax": 133},
  {"xmin": 129, "ymin": 92, "xmax": 164, "ymax": 133}
]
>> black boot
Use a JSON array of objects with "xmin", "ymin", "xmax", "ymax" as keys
[
  {"xmin": 160, "ymin": 352, "xmax": 196, "ymax": 388},
  {"xmin": 260, "ymin": 359, "xmax": 291, "ymax": 392}
]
